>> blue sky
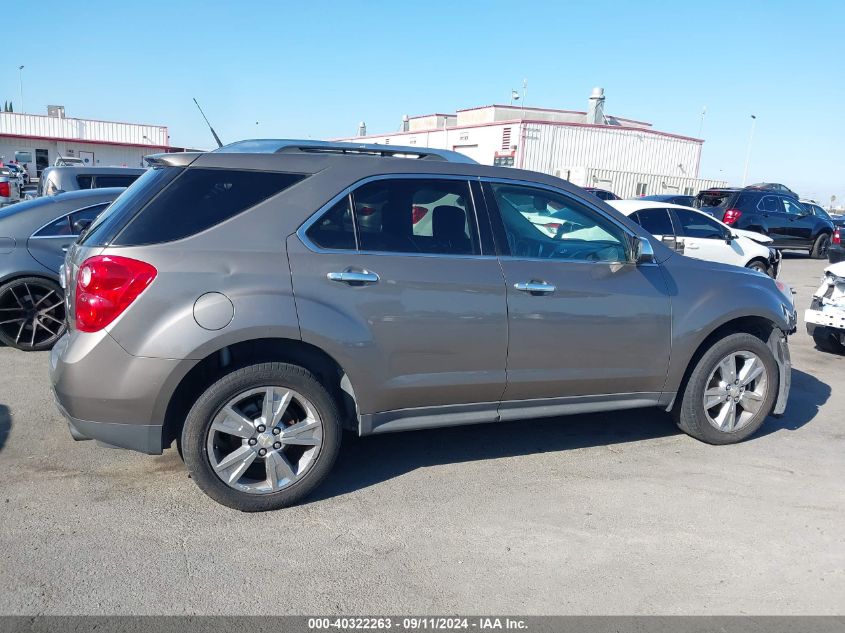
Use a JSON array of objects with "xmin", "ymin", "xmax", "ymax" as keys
[{"xmin": 4, "ymin": 0, "xmax": 843, "ymax": 203}]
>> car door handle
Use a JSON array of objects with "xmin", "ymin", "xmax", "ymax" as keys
[
  {"xmin": 61, "ymin": 245, "xmax": 70, "ymax": 253},
  {"xmin": 327, "ymin": 270, "xmax": 380, "ymax": 285},
  {"xmin": 685, "ymin": 242, "xmax": 700, "ymax": 250},
  {"xmin": 514, "ymin": 281, "xmax": 556, "ymax": 295}
]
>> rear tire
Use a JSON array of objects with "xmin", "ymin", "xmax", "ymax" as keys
[
  {"xmin": 675, "ymin": 333, "xmax": 777, "ymax": 445},
  {"xmin": 812, "ymin": 328, "xmax": 844, "ymax": 354},
  {"xmin": 811, "ymin": 233, "xmax": 831, "ymax": 259},
  {"xmin": 181, "ymin": 362, "xmax": 342, "ymax": 511}
]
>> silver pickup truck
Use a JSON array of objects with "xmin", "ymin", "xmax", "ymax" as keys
[{"xmin": 0, "ymin": 167, "xmax": 21, "ymax": 207}]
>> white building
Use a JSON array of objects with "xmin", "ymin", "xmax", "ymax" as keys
[
  {"xmin": 337, "ymin": 88, "xmax": 726, "ymax": 198},
  {"xmin": 0, "ymin": 106, "xmax": 175, "ymax": 180}
]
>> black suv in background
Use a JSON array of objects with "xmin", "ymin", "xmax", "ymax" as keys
[{"xmin": 695, "ymin": 187, "xmax": 834, "ymax": 258}]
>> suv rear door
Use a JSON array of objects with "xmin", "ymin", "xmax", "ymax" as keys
[
  {"xmin": 288, "ymin": 176, "xmax": 508, "ymax": 432},
  {"xmin": 482, "ymin": 181, "xmax": 671, "ymax": 416}
]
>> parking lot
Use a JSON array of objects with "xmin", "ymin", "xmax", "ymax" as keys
[{"xmin": 0, "ymin": 255, "xmax": 842, "ymax": 616}]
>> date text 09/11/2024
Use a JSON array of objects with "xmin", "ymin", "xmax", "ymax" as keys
[{"xmin": 307, "ymin": 617, "xmax": 528, "ymax": 630}]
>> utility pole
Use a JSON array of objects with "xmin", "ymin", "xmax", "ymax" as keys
[
  {"xmin": 742, "ymin": 114, "xmax": 756, "ymax": 186},
  {"xmin": 18, "ymin": 65, "xmax": 24, "ymax": 113},
  {"xmin": 698, "ymin": 106, "xmax": 706, "ymax": 137}
]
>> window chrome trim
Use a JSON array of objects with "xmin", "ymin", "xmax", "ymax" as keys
[
  {"xmin": 296, "ymin": 173, "xmax": 494, "ymax": 259},
  {"xmin": 29, "ymin": 201, "xmax": 112, "ymax": 240},
  {"xmin": 295, "ymin": 172, "xmax": 654, "ymax": 265}
]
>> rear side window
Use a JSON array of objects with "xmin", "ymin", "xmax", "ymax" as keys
[
  {"xmin": 80, "ymin": 167, "xmax": 181, "ymax": 246},
  {"xmin": 758, "ymin": 196, "xmax": 781, "ymax": 213},
  {"xmin": 114, "ymin": 169, "xmax": 305, "ymax": 246},
  {"xmin": 96, "ymin": 175, "xmax": 139, "ymax": 188},
  {"xmin": 307, "ymin": 196, "xmax": 356, "ymax": 250},
  {"xmin": 76, "ymin": 175, "xmax": 94, "ymax": 190},
  {"xmin": 353, "ymin": 179, "xmax": 478, "ymax": 255}
]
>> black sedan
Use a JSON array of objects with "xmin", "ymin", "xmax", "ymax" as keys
[{"xmin": 0, "ymin": 188, "xmax": 123, "ymax": 351}]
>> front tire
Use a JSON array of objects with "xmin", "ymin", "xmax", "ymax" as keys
[
  {"xmin": 812, "ymin": 328, "xmax": 844, "ymax": 354},
  {"xmin": 745, "ymin": 260, "xmax": 769, "ymax": 275},
  {"xmin": 182, "ymin": 362, "xmax": 342, "ymax": 511},
  {"xmin": 675, "ymin": 333, "xmax": 777, "ymax": 445},
  {"xmin": 811, "ymin": 233, "xmax": 831, "ymax": 259}
]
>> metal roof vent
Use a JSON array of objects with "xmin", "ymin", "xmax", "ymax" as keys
[
  {"xmin": 357, "ymin": 121, "xmax": 367, "ymax": 136},
  {"xmin": 47, "ymin": 105, "xmax": 66, "ymax": 118},
  {"xmin": 587, "ymin": 87, "xmax": 605, "ymax": 125},
  {"xmin": 401, "ymin": 114, "xmax": 409, "ymax": 132}
]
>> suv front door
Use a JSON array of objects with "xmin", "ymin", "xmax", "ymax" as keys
[
  {"xmin": 482, "ymin": 182, "xmax": 672, "ymax": 418},
  {"xmin": 288, "ymin": 177, "xmax": 508, "ymax": 432},
  {"xmin": 781, "ymin": 197, "xmax": 816, "ymax": 247},
  {"xmin": 756, "ymin": 195, "xmax": 793, "ymax": 247}
]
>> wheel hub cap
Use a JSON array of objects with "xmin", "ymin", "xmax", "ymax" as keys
[
  {"xmin": 702, "ymin": 350, "xmax": 769, "ymax": 433},
  {"xmin": 206, "ymin": 386, "xmax": 324, "ymax": 495}
]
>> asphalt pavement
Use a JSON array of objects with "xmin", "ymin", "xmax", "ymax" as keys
[{"xmin": 0, "ymin": 254, "xmax": 842, "ymax": 615}]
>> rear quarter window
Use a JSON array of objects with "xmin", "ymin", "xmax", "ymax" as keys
[{"xmin": 113, "ymin": 168, "xmax": 305, "ymax": 246}]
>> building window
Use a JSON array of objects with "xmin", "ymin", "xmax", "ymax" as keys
[
  {"xmin": 502, "ymin": 127, "xmax": 512, "ymax": 151},
  {"xmin": 384, "ymin": 139, "xmax": 390, "ymax": 144},
  {"xmin": 636, "ymin": 183, "xmax": 648, "ymax": 196},
  {"xmin": 459, "ymin": 133, "xmax": 469, "ymax": 141},
  {"xmin": 683, "ymin": 186, "xmax": 694, "ymax": 195},
  {"xmin": 409, "ymin": 138, "xmax": 417, "ymax": 145}
]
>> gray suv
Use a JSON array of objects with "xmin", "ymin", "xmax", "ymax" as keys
[{"xmin": 50, "ymin": 140, "xmax": 796, "ymax": 511}]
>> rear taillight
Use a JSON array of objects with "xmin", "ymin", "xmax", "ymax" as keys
[
  {"xmin": 723, "ymin": 208, "xmax": 742, "ymax": 225},
  {"xmin": 0, "ymin": 181, "xmax": 9, "ymax": 197},
  {"xmin": 834, "ymin": 229, "xmax": 841, "ymax": 245},
  {"xmin": 75, "ymin": 255, "xmax": 157, "ymax": 333},
  {"xmin": 411, "ymin": 205, "xmax": 428, "ymax": 224}
]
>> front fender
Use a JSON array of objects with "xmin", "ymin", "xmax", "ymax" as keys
[{"xmin": 660, "ymin": 256, "xmax": 793, "ymax": 395}]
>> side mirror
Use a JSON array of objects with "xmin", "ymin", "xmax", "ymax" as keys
[
  {"xmin": 72, "ymin": 218, "xmax": 93, "ymax": 235},
  {"xmin": 632, "ymin": 235, "xmax": 655, "ymax": 265}
]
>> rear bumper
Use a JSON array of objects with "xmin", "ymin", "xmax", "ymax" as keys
[{"xmin": 50, "ymin": 330, "xmax": 190, "ymax": 454}]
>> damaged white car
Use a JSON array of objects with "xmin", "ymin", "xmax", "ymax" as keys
[{"xmin": 805, "ymin": 261, "xmax": 845, "ymax": 352}]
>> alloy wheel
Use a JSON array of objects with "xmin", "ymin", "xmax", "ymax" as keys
[
  {"xmin": 702, "ymin": 351, "xmax": 769, "ymax": 433},
  {"xmin": 0, "ymin": 281, "xmax": 66, "ymax": 349},
  {"xmin": 206, "ymin": 386, "xmax": 324, "ymax": 494}
]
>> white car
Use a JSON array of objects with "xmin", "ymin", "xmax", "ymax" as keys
[
  {"xmin": 805, "ymin": 261, "xmax": 845, "ymax": 353},
  {"xmin": 608, "ymin": 200, "xmax": 780, "ymax": 277}
]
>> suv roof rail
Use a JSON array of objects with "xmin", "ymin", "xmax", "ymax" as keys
[{"xmin": 212, "ymin": 139, "xmax": 478, "ymax": 164}]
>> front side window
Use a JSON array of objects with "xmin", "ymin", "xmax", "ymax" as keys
[
  {"xmin": 631, "ymin": 208, "xmax": 674, "ymax": 236},
  {"xmin": 33, "ymin": 202, "xmax": 112, "ymax": 238},
  {"xmin": 673, "ymin": 209, "xmax": 726, "ymax": 239},
  {"xmin": 353, "ymin": 179, "xmax": 478, "ymax": 255},
  {"xmin": 781, "ymin": 198, "xmax": 805, "ymax": 216},
  {"xmin": 490, "ymin": 183, "xmax": 628, "ymax": 262},
  {"xmin": 810, "ymin": 204, "xmax": 831, "ymax": 220}
]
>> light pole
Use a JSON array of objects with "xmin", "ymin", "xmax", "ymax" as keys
[
  {"xmin": 17, "ymin": 65, "xmax": 23, "ymax": 113},
  {"xmin": 742, "ymin": 114, "xmax": 756, "ymax": 186}
]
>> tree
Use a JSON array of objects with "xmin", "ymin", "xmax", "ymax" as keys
[{"xmin": 8, "ymin": 102, "xmax": 12, "ymax": 112}]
